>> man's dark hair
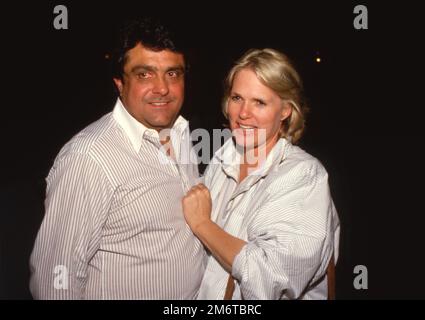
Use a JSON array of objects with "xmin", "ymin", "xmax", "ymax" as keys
[{"xmin": 111, "ymin": 17, "xmax": 184, "ymax": 80}]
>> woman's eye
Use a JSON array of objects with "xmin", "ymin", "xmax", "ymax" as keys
[{"xmin": 255, "ymin": 99, "xmax": 266, "ymax": 106}]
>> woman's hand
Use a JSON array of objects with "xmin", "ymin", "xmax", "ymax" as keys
[
  {"xmin": 182, "ymin": 183, "xmax": 212, "ymax": 234},
  {"xmin": 183, "ymin": 183, "xmax": 246, "ymax": 272}
]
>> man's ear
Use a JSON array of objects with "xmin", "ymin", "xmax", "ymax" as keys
[{"xmin": 113, "ymin": 78, "xmax": 123, "ymax": 96}]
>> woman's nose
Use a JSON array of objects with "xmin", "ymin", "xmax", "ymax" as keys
[{"xmin": 238, "ymin": 103, "xmax": 252, "ymax": 119}]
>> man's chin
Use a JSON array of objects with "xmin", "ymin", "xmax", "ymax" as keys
[{"xmin": 146, "ymin": 116, "xmax": 178, "ymax": 129}]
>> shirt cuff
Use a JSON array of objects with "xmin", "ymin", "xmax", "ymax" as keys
[{"xmin": 231, "ymin": 243, "xmax": 248, "ymax": 282}]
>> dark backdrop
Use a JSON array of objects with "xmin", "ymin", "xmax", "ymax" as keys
[{"xmin": 1, "ymin": 1, "xmax": 424, "ymax": 299}]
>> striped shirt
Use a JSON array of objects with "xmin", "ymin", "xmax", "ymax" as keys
[
  {"xmin": 197, "ymin": 137, "xmax": 340, "ymax": 299},
  {"xmin": 29, "ymin": 99, "xmax": 205, "ymax": 299}
]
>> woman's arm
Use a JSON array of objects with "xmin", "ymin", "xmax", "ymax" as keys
[{"xmin": 182, "ymin": 184, "xmax": 246, "ymax": 273}]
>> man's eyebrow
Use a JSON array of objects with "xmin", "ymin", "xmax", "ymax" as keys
[
  {"xmin": 171, "ymin": 64, "xmax": 185, "ymax": 70},
  {"xmin": 165, "ymin": 65, "xmax": 186, "ymax": 73},
  {"xmin": 130, "ymin": 65, "xmax": 185, "ymax": 73},
  {"xmin": 130, "ymin": 65, "xmax": 156, "ymax": 73}
]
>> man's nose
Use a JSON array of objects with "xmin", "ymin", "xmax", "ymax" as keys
[{"xmin": 152, "ymin": 76, "xmax": 169, "ymax": 95}]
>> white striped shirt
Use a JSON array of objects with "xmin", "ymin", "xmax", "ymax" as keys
[
  {"xmin": 29, "ymin": 99, "xmax": 205, "ymax": 299},
  {"xmin": 197, "ymin": 137, "xmax": 340, "ymax": 299}
]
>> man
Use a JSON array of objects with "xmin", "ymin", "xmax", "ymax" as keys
[{"xmin": 29, "ymin": 18, "xmax": 205, "ymax": 299}]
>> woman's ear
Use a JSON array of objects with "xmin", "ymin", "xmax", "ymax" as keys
[
  {"xmin": 281, "ymin": 102, "xmax": 293, "ymax": 121},
  {"xmin": 223, "ymin": 98, "xmax": 230, "ymax": 118}
]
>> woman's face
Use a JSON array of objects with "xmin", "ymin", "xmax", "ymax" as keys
[{"xmin": 227, "ymin": 68, "xmax": 291, "ymax": 155}]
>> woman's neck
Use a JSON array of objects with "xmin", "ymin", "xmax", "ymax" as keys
[{"xmin": 238, "ymin": 135, "xmax": 280, "ymax": 183}]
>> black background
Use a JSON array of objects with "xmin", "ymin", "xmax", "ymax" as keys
[{"xmin": 0, "ymin": 1, "xmax": 424, "ymax": 299}]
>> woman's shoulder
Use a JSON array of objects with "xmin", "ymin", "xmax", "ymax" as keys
[
  {"xmin": 270, "ymin": 143, "xmax": 328, "ymax": 185},
  {"xmin": 286, "ymin": 143, "xmax": 324, "ymax": 165}
]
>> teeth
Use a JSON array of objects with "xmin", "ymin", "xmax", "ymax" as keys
[
  {"xmin": 239, "ymin": 125, "xmax": 255, "ymax": 129},
  {"xmin": 151, "ymin": 102, "xmax": 168, "ymax": 106}
]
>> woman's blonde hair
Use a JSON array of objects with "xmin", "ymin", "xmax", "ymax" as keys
[{"xmin": 222, "ymin": 48, "xmax": 309, "ymax": 144}]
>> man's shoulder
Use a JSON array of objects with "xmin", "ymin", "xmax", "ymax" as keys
[
  {"xmin": 45, "ymin": 113, "xmax": 121, "ymax": 185},
  {"xmin": 56, "ymin": 112, "xmax": 117, "ymax": 161}
]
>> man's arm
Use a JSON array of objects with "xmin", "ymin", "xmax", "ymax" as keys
[{"xmin": 29, "ymin": 153, "xmax": 113, "ymax": 299}]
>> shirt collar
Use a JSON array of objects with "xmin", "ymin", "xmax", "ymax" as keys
[
  {"xmin": 112, "ymin": 98, "xmax": 188, "ymax": 153},
  {"xmin": 214, "ymin": 137, "xmax": 290, "ymax": 181}
]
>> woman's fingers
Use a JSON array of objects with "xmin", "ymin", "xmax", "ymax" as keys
[
  {"xmin": 192, "ymin": 183, "xmax": 205, "ymax": 191},
  {"xmin": 186, "ymin": 183, "xmax": 209, "ymax": 196},
  {"xmin": 197, "ymin": 183, "xmax": 208, "ymax": 191},
  {"xmin": 182, "ymin": 182, "xmax": 213, "ymax": 234}
]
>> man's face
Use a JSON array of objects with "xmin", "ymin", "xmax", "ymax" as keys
[{"xmin": 114, "ymin": 43, "xmax": 185, "ymax": 131}]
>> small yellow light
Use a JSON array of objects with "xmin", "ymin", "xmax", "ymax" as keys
[{"xmin": 315, "ymin": 57, "xmax": 321, "ymax": 63}]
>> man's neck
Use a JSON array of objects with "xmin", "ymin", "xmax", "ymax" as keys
[{"xmin": 160, "ymin": 135, "xmax": 176, "ymax": 160}]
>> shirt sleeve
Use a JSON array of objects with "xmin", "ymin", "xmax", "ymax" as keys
[
  {"xmin": 29, "ymin": 152, "xmax": 113, "ymax": 299},
  {"xmin": 231, "ymin": 160, "xmax": 338, "ymax": 299}
]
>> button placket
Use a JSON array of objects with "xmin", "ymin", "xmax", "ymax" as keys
[{"xmin": 143, "ymin": 133, "xmax": 180, "ymax": 178}]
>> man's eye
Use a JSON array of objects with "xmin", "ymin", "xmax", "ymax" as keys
[
  {"xmin": 136, "ymin": 72, "xmax": 150, "ymax": 79},
  {"xmin": 231, "ymin": 95, "xmax": 241, "ymax": 101},
  {"xmin": 168, "ymin": 70, "xmax": 182, "ymax": 78}
]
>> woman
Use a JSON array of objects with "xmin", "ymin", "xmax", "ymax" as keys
[{"xmin": 182, "ymin": 48, "xmax": 340, "ymax": 299}]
